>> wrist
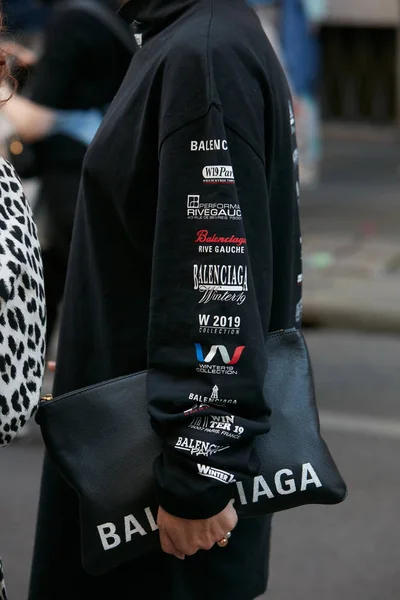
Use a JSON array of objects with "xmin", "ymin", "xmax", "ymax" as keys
[{"xmin": 158, "ymin": 484, "xmax": 234, "ymax": 520}]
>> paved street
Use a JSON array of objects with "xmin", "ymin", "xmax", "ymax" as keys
[
  {"xmin": 300, "ymin": 139, "xmax": 400, "ymax": 332},
  {"xmin": 265, "ymin": 330, "xmax": 400, "ymax": 600},
  {"xmin": 1, "ymin": 329, "xmax": 400, "ymax": 599},
  {"xmin": 301, "ymin": 137, "xmax": 400, "ymax": 238}
]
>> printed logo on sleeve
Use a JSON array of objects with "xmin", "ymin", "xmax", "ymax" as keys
[
  {"xmin": 188, "ymin": 385, "xmax": 238, "ymax": 406},
  {"xmin": 190, "ymin": 140, "xmax": 228, "ymax": 152},
  {"xmin": 189, "ymin": 412, "xmax": 245, "ymax": 440},
  {"xmin": 195, "ymin": 230, "xmax": 246, "ymax": 254},
  {"xmin": 184, "ymin": 404, "xmax": 210, "ymax": 417},
  {"xmin": 193, "ymin": 264, "xmax": 248, "ymax": 305},
  {"xmin": 289, "ymin": 101, "xmax": 296, "ymax": 134},
  {"xmin": 295, "ymin": 299, "xmax": 303, "ymax": 324},
  {"xmin": 175, "ymin": 437, "xmax": 229, "ymax": 457},
  {"xmin": 198, "ymin": 313, "xmax": 241, "ymax": 335},
  {"xmin": 187, "ymin": 195, "xmax": 241, "ymax": 221},
  {"xmin": 134, "ymin": 33, "xmax": 143, "ymax": 47},
  {"xmin": 194, "ymin": 343, "xmax": 245, "ymax": 375},
  {"xmin": 202, "ymin": 165, "xmax": 235, "ymax": 184},
  {"xmin": 197, "ymin": 464, "xmax": 236, "ymax": 484}
]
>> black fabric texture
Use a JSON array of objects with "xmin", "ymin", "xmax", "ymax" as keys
[
  {"xmin": 54, "ymin": 0, "xmax": 301, "ymax": 515},
  {"xmin": 40, "ymin": 167, "xmax": 82, "ymax": 344},
  {"xmin": 40, "ymin": 167, "xmax": 82, "ymax": 255},
  {"xmin": 30, "ymin": 0, "xmax": 300, "ymax": 595}
]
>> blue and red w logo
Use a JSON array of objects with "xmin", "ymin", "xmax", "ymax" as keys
[{"xmin": 194, "ymin": 344, "xmax": 245, "ymax": 365}]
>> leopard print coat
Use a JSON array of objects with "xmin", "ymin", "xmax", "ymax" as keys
[
  {"xmin": 0, "ymin": 158, "xmax": 46, "ymax": 600},
  {"xmin": 0, "ymin": 559, "xmax": 6, "ymax": 600}
]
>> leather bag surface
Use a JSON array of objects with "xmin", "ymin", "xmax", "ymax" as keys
[{"xmin": 37, "ymin": 329, "xmax": 347, "ymax": 575}]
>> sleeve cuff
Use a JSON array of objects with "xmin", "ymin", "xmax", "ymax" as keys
[{"xmin": 158, "ymin": 484, "xmax": 234, "ymax": 520}]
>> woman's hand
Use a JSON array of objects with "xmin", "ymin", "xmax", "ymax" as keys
[
  {"xmin": 158, "ymin": 500, "xmax": 238, "ymax": 560},
  {"xmin": 1, "ymin": 41, "xmax": 38, "ymax": 68},
  {"xmin": 0, "ymin": 92, "xmax": 56, "ymax": 143}
]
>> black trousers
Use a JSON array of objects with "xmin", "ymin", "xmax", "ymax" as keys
[
  {"xmin": 39, "ymin": 167, "xmax": 82, "ymax": 346},
  {"xmin": 28, "ymin": 454, "xmax": 272, "ymax": 600}
]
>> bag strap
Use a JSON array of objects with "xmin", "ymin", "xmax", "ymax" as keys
[{"xmin": 59, "ymin": 0, "xmax": 137, "ymax": 55}]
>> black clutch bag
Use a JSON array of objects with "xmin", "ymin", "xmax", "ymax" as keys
[{"xmin": 37, "ymin": 329, "xmax": 347, "ymax": 576}]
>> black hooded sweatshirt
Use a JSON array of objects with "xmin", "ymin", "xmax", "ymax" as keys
[{"xmin": 53, "ymin": 0, "xmax": 302, "ymax": 520}]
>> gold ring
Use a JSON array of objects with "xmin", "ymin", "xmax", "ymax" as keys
[{"xmin": 217, "ymin": 531, "xmax": 232, "ymax": 547}]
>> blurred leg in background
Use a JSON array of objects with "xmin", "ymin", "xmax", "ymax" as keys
[
  {"xmin": 249, "ymin": 0, "xmax": 322, "ymax": 187},
  {"xmin": 39, "ymin": 167, "xmax": 82, "ymax": 347},
  {"xmin": 281, "ymin": 0, "xmax": 327, "ymax": 187}
]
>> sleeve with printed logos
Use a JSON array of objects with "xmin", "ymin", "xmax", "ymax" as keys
[{"xmin": 147, "ymin": 104, "xmax": 272, "ymax": 520}]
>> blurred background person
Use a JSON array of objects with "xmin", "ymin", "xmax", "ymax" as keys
[
  {"xmin": 0, "ymin": 0, "xmax": 134, "ymax": 353},
  {"xmin": 249, "ymin": 0, "xmax": 326, "ymax": 187},
  {"xmin": 281, "ymin": 0, "xmax": 327, "ymax": 186}
]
